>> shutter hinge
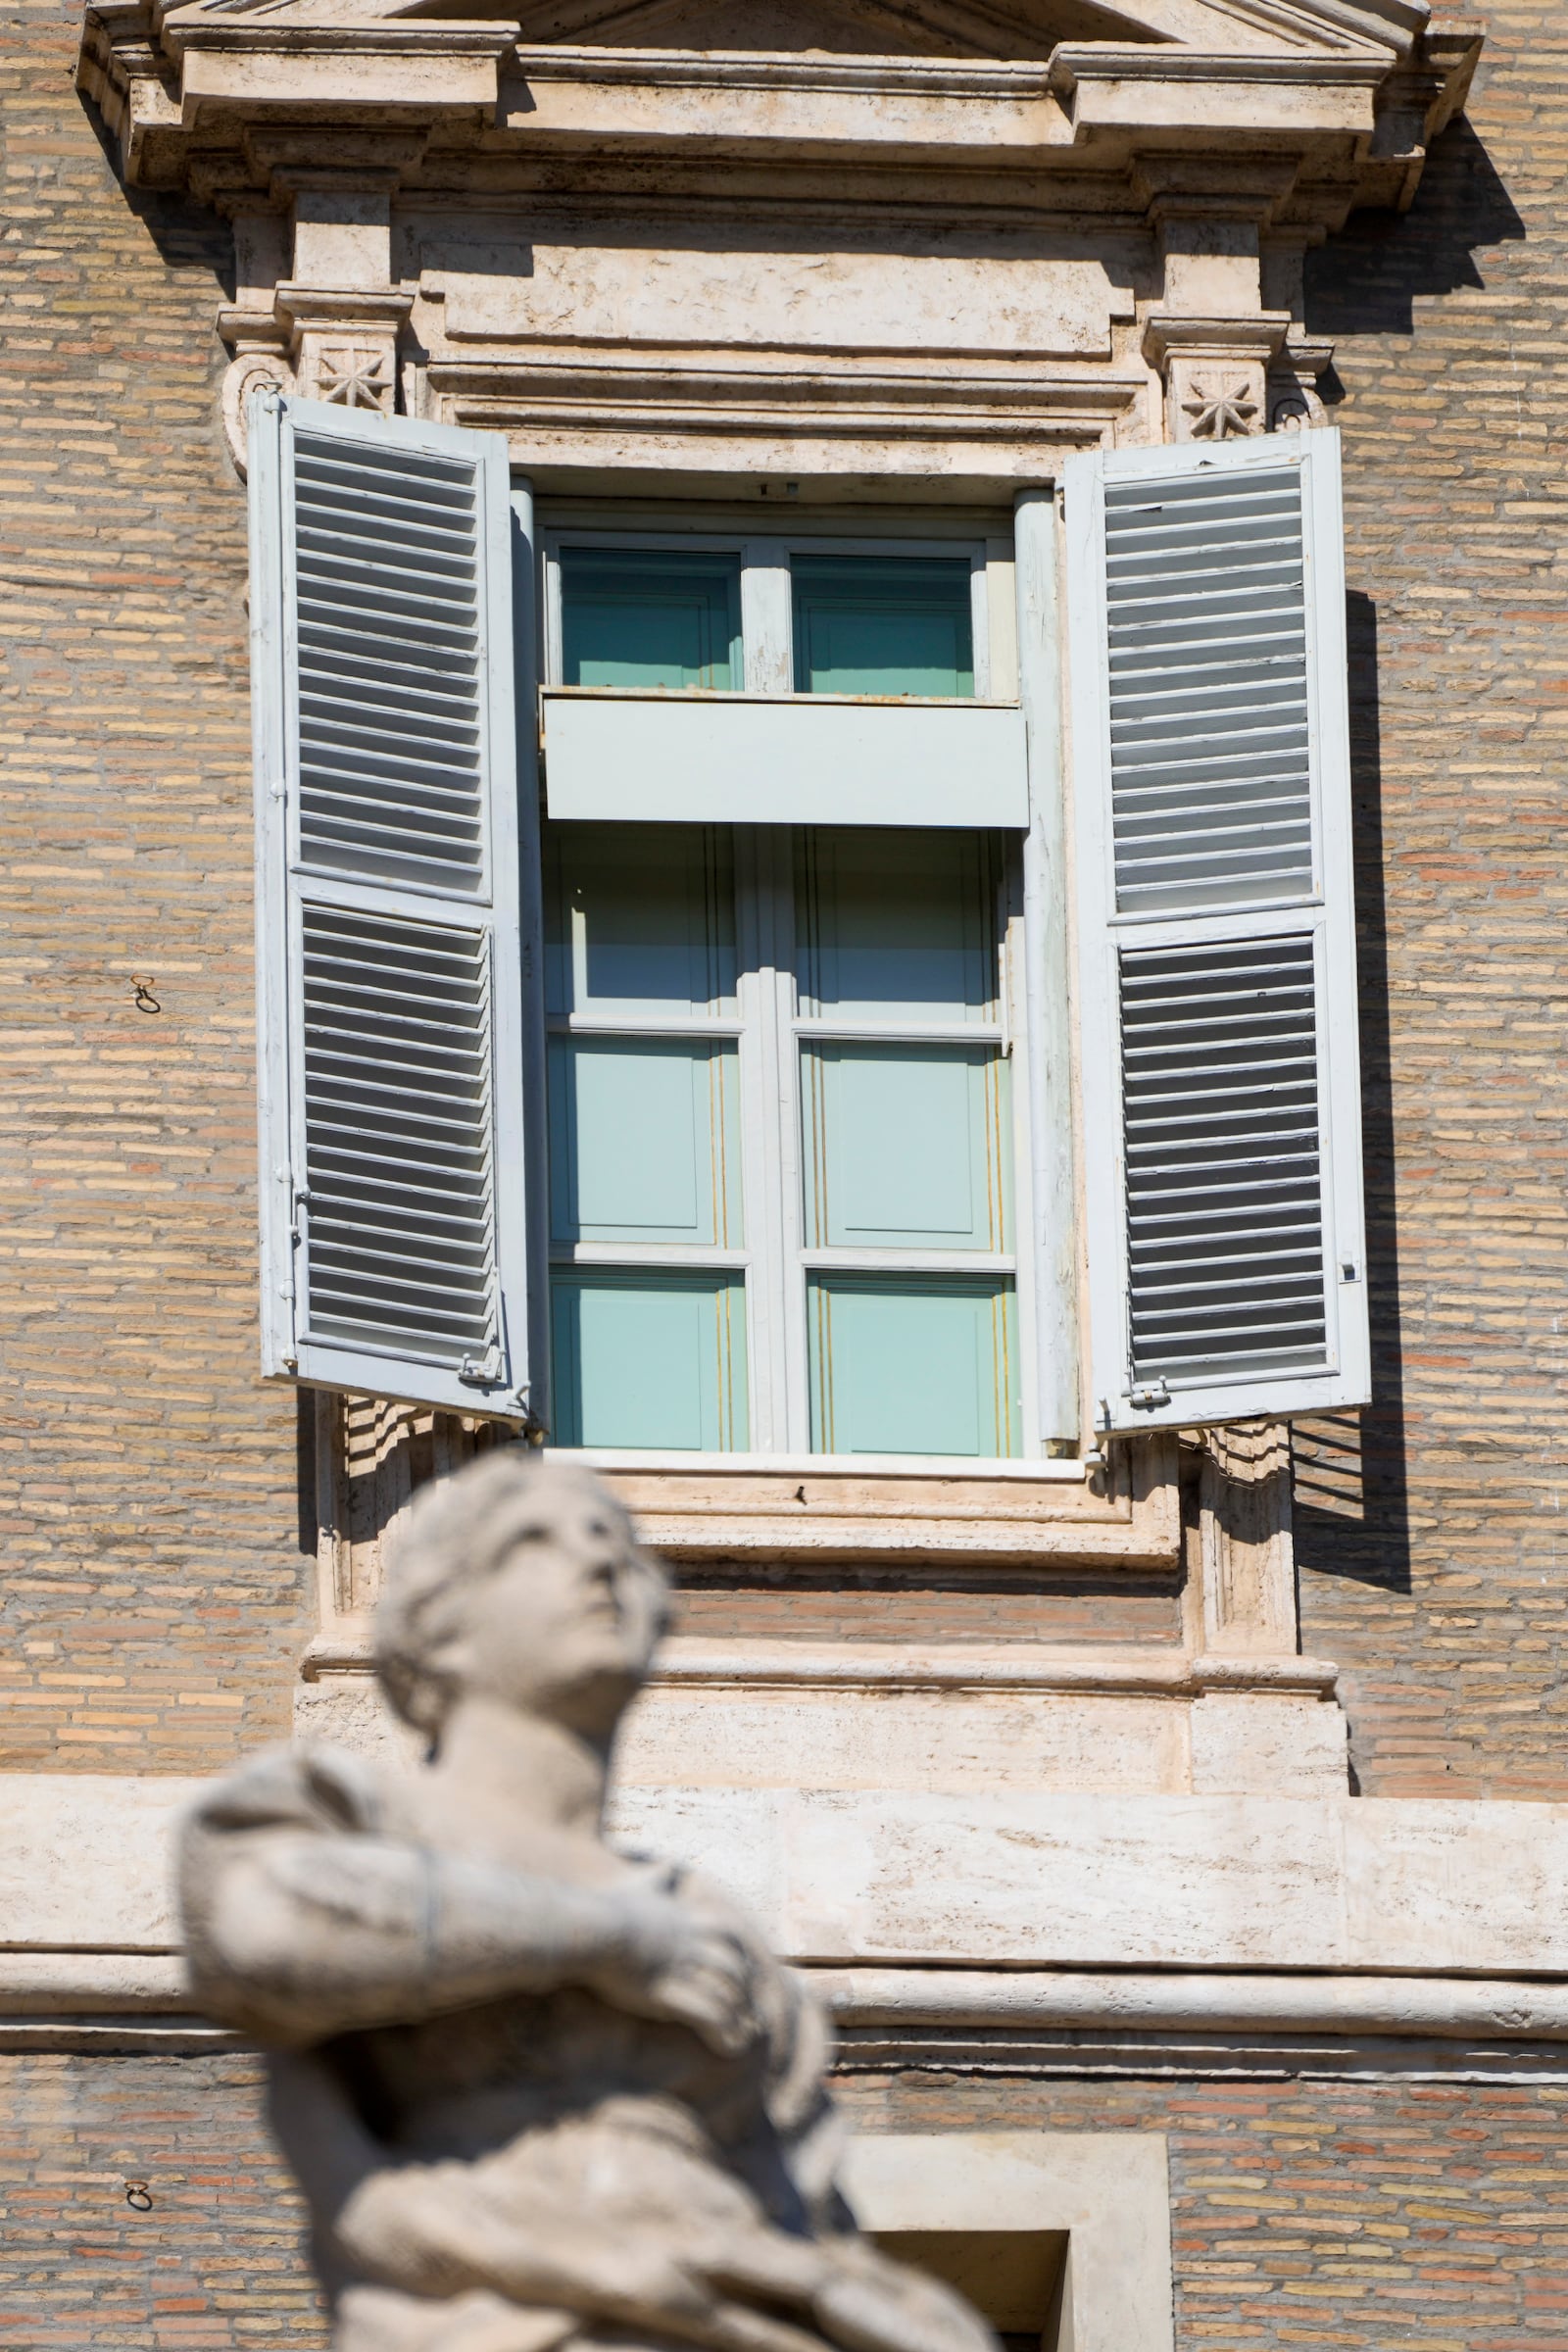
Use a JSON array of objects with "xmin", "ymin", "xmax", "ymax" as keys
[{"xmin": 1123, "ymin": 1378, "xmax": 1170, "ymax": 1411}]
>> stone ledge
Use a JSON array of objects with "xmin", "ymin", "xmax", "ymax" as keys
[{"xmin": 9, "ymin": 1775, "xmax": 1568, "ymax": 1978}]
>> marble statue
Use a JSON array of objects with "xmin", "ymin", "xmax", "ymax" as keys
[{"xmin": 179, "ymin": 1451, "xmax": 999, "ymax": 2352}]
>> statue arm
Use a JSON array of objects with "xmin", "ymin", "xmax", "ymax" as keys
[{"xmin": 181, "ymin": 1824, "xmax": 657, "ymax": 2046}]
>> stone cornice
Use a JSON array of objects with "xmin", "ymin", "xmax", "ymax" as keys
[
  {"xmin": 511, "ymin": 44, "xmax": 1061, "ymax": 97},
  {"xmin": 78, "ymin": 2, "xmax": 1478, "ymax": 231}
]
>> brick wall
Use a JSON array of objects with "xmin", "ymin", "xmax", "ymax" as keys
[
  {"xmin": 5, "ymin": 2051, "xmax": 1566, "ymax": 2352},
  {"xmin": 1294, "ymin": 2, "xmax": 1568, "ymax": 1796},
  {"xmin": 0, "ymin": 0, "xmax": 312, "ymax": 1770},
  {"xmin": 842, "ymin": 2069, "xmax": 1568, "ymax": 2352},
  {"xmin": 0, "ymin": 2051, "xmax": 325, "ymax": 2351}
]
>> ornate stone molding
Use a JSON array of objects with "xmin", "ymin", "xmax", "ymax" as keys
[
  {"xmin": 216, "ymin": 307, "xmax": 293, "ymax": 476},
  {"xmin": 1270, "ymin": 333, "xmax": 1337, "ymax": 431},
  {"xmin": 1196, "ymin": 1421, "xmax": 1298, "ymax": 1659}
]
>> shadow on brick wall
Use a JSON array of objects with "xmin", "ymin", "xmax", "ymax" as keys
[
  {"xmin": 77, "ymin": 89, "xmax": 236, "ymax": 300},
  {"xmin": 1304, "ymin": 116, "xmax": 1524, "ymax": 340},
  {"xmin": 1293, "ymin": 593, "xmax": 1410, "ymax": 1596}
]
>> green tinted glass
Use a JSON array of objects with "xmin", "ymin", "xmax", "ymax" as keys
[
  {"xmin": 551, "ymin": 1271, "xmax": 748, "ymax": 1450},
  {"xmin": 792, "ymin": 555, "xmax": 974, "ymax": 697},
  {"xmin": 547, "ymin": 1037, "xmax": 742, "ymax": 1249},
  {"xmin": 802, "ymin": 1044, "xmax": 1009, "ymax": 1253},
  {"xmin": 808, "ymin": 1275, "xmax": 1018, "ymax": 1457},
  {"xmin": 796, "ymin": 829, "xmax": 998, "ymax": 1019},
  {"xmin": 545, "ymin": 824, "xmax": 736, "ymax": 1015},
  {"xmin": 561, "ymin": 547, "xmax": 742, "ymax": 689}
]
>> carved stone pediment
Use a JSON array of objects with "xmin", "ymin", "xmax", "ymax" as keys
[
  {"xmin": 156, "ymin": 0, "xmax": 1449, "ymax": 59},
  {"xmin": 499, "ymin": 0, "xmax": 1169, "ymax": 55}
]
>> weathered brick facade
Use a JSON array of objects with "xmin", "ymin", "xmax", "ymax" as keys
[
  {"xmin": 7, "ymin": 2051, "xmax": 1568, "ymax": 2352},
  {"xmin": 0, "ymin": 2052, "xmax": 325, "ymax": 2350},
  {"xmin": 1292, "ymin": 0, "xmax": 1568, "ymax": 1796},
  {"xmin": 0, "ymin": 0, "xmax": 305, "ymax": 1772}
]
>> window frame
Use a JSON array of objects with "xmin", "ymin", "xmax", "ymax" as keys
[
  {"xmin": 541, "ymin": 522, "xmax": 1002, "ymax": 701},
  {"xmin": 533, "ymin": 517, "xmax": 1052, "ymax": 1468}
]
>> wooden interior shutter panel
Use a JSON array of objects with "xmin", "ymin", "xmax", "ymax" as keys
[
  {"xmin": 1065, "ymin": 429, "xmax": 1370, "ymax": 1434},
  {"xmin": 250, "ymin": 391, "xmax": 538, "ymax": 1419}
]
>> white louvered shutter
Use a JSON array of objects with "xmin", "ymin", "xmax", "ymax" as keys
[
  {"xmin": 1065, "ymin": 428, "xmax": 1370, "ymax": 1434},
  {"xmin": 249, "ymin": 392, "xmax": 537, "ymax": 1419}
]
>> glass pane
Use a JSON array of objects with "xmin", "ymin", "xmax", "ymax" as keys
[
  {"xmin": 545, "ymin": 824, "xmax": 735, "ymax": 1015},
  {"xmin": 797, "ymin": 829, "xmax": 998, "ymax": 1019},
  {"xmin": 792, "ymin": 555, "xmax": 974, "ymax": 697},
  {"xmin": 549, "ymin": 1038, "xmax": 741, "ymax": 1246},
  {"xmin": 803, "ymin": 1044, "xmax": 1008, "ymax": 1250},
  {"xmin": 808, "ymin": 1275, "xmax": 1018, "ymax": 1456},
  {"xmin": 561, "ymin": 547, "xmax": 742, "ymax": 690},
  {"xmin": 551, "ymin": 1271, "xmax": 747, "ymax": 1449}
]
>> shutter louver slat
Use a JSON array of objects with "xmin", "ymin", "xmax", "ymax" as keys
[
  {"xmin": 1067, "ymin": 429, "xmax": 1370, "ymax": 1432},
  {"xmin": 293, "ymin": 427, "xmax": 487, "ymax": 897},
  {"xmin": 251, "ymin": 391, "xmax": 537, "ymax": 1419},
  {"xmin": 1120, "ymin": 936, "xmax": 1326, "ymax": 1385},
  {"xmin": 1102, "ymin": 465, "xmax": 1311, "ymax": 917}
]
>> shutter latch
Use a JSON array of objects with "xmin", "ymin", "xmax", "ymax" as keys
[
  {"xmin": 1124, "ymin": 1378, "xmax": 1170, "ymax": 1411},
  {"xmin": 460, "ymin": 1343, "xmax": 504, "ymax": 1389}
]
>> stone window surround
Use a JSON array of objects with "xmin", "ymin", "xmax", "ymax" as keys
[{"xmin": 845, "ymin": 2129, "xmax": 1175, "ymax": 2352}]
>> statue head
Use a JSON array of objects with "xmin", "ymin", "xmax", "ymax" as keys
[{"xmin": 374, "ymin": 1451, "xmax": 671, "ymax": 1747}]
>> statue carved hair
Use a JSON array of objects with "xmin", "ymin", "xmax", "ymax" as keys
[{"xmin": 372, "ymin": 1450, "xmax": 668, "ymax": 1739}]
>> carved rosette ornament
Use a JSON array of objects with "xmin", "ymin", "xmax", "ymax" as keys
[
  {"xmin": 276, "ymin": 286, "xmax": 413, "ymax": 418},
  {"xmin": 1142, "ymin": 313, "xmax": 1291, "ymax": 445}
]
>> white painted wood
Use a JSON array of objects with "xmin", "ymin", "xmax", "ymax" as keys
[
  {"xmin": 734, "ymin": 825, "xmax": 808, "ymax": 1452},
  {"xmin": 983, "ymin": 537, "xmax": 1018, "ymax": 701},
  {"xmin": 1014, "ymin": 489, "xmax": 1081, "ymax": 1449},
  {"xmin": 511, "ymin": 482, "xmax": 551, "ymax": 1429},
  {"xmin": 740, "ymin": 536, "xmax": 793, "ymax": 692},
  {"xmin": 248, "ymin": 388, "xmax": 296, "ymax": 1386},
  {"xmin": 541, "ymin": 692, "xmax": 1030, "ymax": 826},
  {"xmin": 249, "ymin": 392, "xmax": 536, "ymax": 1420},
  {"xmin": 1064, "ymin": 428, "xmax": 1370, "ymax": 1433}
]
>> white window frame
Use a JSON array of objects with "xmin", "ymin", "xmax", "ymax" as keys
[
  {"xmin": 540, "ymin": 523, "xmax": 1000, "ymax": 699},
  {"xmin": 532, "ymin": 515, "xmax": 1055, "ymax": 1469}
]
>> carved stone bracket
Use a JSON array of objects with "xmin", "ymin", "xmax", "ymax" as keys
[
  {"xmin": 1142, "ymin": 312, "xmax": 1291, "ymax": 443},
  {"xmin": 1268, "ymin": 334, "xmax": 1336, "ymax": 433},
  {"xmin": 1195, "ymin": 1421, "xmax": 1297, "ymax": 1658},
  {"xmin": 217, "ymin": 305, "xmax": 294, "ymax": 477}
]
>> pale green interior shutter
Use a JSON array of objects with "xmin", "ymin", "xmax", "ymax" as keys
[
  {"xmin": 250, "ymin": 392, "xmax": 537, "ymax": 1419},
  {"xmin": 1065, "ymin": 428, "xmax": 1370, "ymax": 1434}
]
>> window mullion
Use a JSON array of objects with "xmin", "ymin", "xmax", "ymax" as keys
[
  {"xmin": 734, "ymin": 823, "xmax": 807, "ymax": 1452},
  {"xmin": 741, "ymin": 538, "xmax": 793, "ymax": 693},
  {"xmin": 731, "ymin": 826, "xmax": 779, "ymax": 1449}
]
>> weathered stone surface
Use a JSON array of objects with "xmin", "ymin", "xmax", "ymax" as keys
[{"xmin": 178, "ymin": 1454, "xmax": 999, "ymax": 2352}]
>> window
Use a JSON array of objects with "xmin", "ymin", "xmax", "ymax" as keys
[
  {"xmin": 540, "ymin": 530, "xmax": 1024, "ymax": 1460},
  {"xmin": 246, "ymin": 395, "xmax": 1371, "ymax": 1463}
]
